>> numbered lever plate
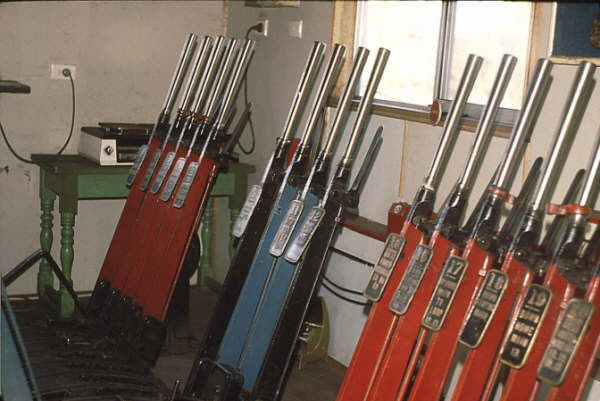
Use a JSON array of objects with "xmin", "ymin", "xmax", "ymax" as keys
[
  {"xmin": 284, "ymin": 206, "xmax": 325, "ymax": 264},
  {"xmin": 232, "ymin": 184, "xmax": 262, "ymax": 238},
  {"xmin": 126, "ymin": 145, "xmax": 148, "ymax": 187},
  {"xmin": 149, "ymin": 152, "xmax": 175, "ymax": 193},
  {"xmin": 537, "ymin": 298, "xmax": 595, "ymax": 385},
  {"xmin": 499, "ymin": 284, "xmax": 552, "ymax": 368},
  {"xmin": 139, "ymin": 149, "xmax": 162, "ymax": 191},
  {"xmin": 173, "ymin": 162, "xmax": 199, "ymax": 209},
  {"xmin": 364, "ymin": 233, "xmax": 406, "ymax": 302},
  {"xmin": 422, "ymin": 256, "xmax": 468, "ymax": 331},
  {"xmin": 270, "ymin": 200, "xmax": 304, "ymax": 257},
  {"xmin": 160, "ymin": 157, "xmax": 186, "ymax": 201},
  {"xmin": 459, "ymin": 270, "xmax": 508, "ymax": 348},
  {"xmin": 389, "ymin": 244, "xmax": 434, "ymax": 315}
]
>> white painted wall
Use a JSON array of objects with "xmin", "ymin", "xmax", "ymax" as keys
[
  {"xmin": 0, "ymin": 1, "xmax": 223, "ymax": 294},
  {"xmin": 225, "ymin": 2, "xmax": 600, "ymax": 384}
]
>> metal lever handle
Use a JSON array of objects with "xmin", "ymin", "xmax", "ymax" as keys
[
  {"xmin": 322, "ymin": 47, "xmax": 370, "ymax": 157},
  {"xmin": 179, "ymin": 36, "xmax": 213, "ymax": 113},
  {"xmin": 203, "ymin": 39, "xmax": 239, "ymax": 120},
  {"xmin": 578, "ymin": 130, "xmax": 600, "ymax": 208},
  {"xmin": 281, "ymin": 41, "xmax": 326, "ymax": 143},
  {"xmin": 215, "ymin": 39, "xmax": 256, "ymax": 128},
  {"xmin": 531, "ymin": 61, "xmax": 595, "ymax": 212},
  {"xmin": 191, "ymin": 36, "xmax": 227, "ymax": 115},
  {"xmin": 257, "ymin": 42, "xmax": 324, "ymax": 187},
  {"xmin": 457, "ymin": 54, "xmax": 516, "ymax": 193},
  {"xmin": 342, "ymin": 48, "xmax": 390, "ymax": 166},
  {"xmin": 162, "ymin": 33, "xmax": 197, "ymax": 116},
  {"xmin": 424, "ymin": 54, "xmax": 482, "ymax": 191},
  {"xmin": 299, "ymin": 44, "xmax": 347, "ymax": 150},
  {"xmin": 277, "ymin": 44, "xmax": 345, "ymax": 202},
  {"xmin": 494, "ymin": 58, "xmax": 553, "ymax": 191}
]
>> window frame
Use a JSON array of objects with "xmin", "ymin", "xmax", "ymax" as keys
[{"xmin": 329, "ymin": 1, "xmax": 547, "ymax": 138}]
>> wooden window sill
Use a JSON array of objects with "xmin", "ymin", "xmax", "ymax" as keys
[{"xmin": 327, "ymin": 96, "xmax": 513, "ymax": 139}]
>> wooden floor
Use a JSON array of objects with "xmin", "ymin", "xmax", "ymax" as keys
[{"xmin": 153, "ymin": 287, "xmax": 345, "ymax": 401}]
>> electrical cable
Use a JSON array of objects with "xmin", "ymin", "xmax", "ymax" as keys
[
  {"xmin": 319, "ymin": 241, "xmax": 374, "ymax": 305},
  {"xmin": 56, "ymin": 73, "xmax": 75, "ymax": 155},
  {"xmin": 321, "ymin": 282, "xmax": 369, "ymax": 306},
  {"xmin": 322, "ymin": 273, "xmax": 364, "ymax": 296},
  {"xmin": 0, "ymin": 121, "xmax": 34, "ymax": 164},
  {"xmin": 237, "ymin": 23, "xmax": 262, "ymax": 155},
  {"xmin": 1, "ymin": 71, "xmax": 75, "ymax": 164}
]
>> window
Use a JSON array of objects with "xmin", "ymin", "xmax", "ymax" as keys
[
  {"xmin": 354, "ymin": 1, "xmax": 533, "ymax": 118},
  {"xmin": 355, "ymin": 1, "xmax": 442, "ymax": 106}
]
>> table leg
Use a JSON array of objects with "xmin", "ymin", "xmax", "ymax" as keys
[
  {"xmin": 199, "ymin": 198, "xmax": 214, "ymax": 290},
  {"xmin": 38, "ymin": 170, "xmax": 56, "ymax": 298},
  {"xmin": 59, "ymin": 211, "xmax": 76, "ymax": 318}
]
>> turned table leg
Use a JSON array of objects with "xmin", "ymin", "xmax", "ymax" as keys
[
  {"xmin": 58, "ymin": 211, "xmax": 76, "ymax": 317},
  {"xmin": 38, "ymin": 170, "xmax": 56, "ymax": 298}
]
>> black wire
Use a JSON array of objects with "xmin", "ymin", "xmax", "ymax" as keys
[
  {"xmin": 56, "ymin": 74, "xmax": 75, "ymax": 155},
  {"xmin": 321, "ymin": 282, "xmax": 370, "ymax": 307},
  {"xmin": 329, "ymin": 246, "xmax": 375, "ymax": 268},
  {"xmin": 1, "ymin": 73, "xmax": 75, "ymax": 164},
  {"xmin": 237, "ymin": 24, "xmax": 261, "ymax": 155},
  {"xmin": 322, "ymin": 273, "xmax": 364, "ymax": 296},
  {"xmin": 0, "ymin": 121, "xmax": 35, "ymax": 164}
]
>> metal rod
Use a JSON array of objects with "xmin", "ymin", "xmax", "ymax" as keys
[
  {"xmin": 2, "ymin": 250, "xmax": 86, "ymax": 317},
  {"xmin": 179, "ymin": 36, "xmax": 213, "ymax": 112},
  {"xmin": 579, "ymin": 129, "xmax": 600, "ymax": 208},
  {"xmin": 433, "ymin": 2, "xmax": 456, "ymax": 100},
  {"xmin": 169, "ymin": 380, "xmax": 181, "ymax": 401},
  {"xmin": 531, "ymin": 61, "xmax": 595, "ymax": 211},
  {"xmin": 494, "ymin": 58, "xmax": 553, "ymax": 190},
  {"xmin": 299, "ymin": 44, "xmax": 347, "ymax": 150},
  {"xmin": 350, "ymin": 126, "xmax": 384, "ymax": 194},
  {"xmin": 191, "ymin": 36, "xmax": 227, "ymax": 114},
  {"xmin": 162, "ymin": 33, "xmax": 197, "ymax": 115},
  {"xmin": 281, "ymin": 41, "xmax": 326, "ymax": 142},
  {"xmin": 423, "ymin": 54, "xmax": 482, "ymax": 191},
  {"xmin": 256, "ymin": 42, "xmax": 325, "ymax": 186},
  {"xmin": 342, "ymin": 47, "xmax": 390, "ymax": 165},
  {"xmin": 215, "ymin": 39, "xmax": 256, "ymax": 128},
  {"xmin": 457, "ymin": 54, "xmax": 516, "ymax": 192},
  {"xmin": 273, "ymin": 44, "xmax": 344, "ymax": 205},
  {"xmin": 203, "ymin": 39, "xmax": 239, "ymax": 120},
  {"xmin": 323, "ymin": 47, "xmax": 370, "ymax": 156}
]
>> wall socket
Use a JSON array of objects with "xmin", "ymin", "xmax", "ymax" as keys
[
  {"xmin": 288, "ymin": 20, "xmax": 303, "ymax": 38},
  {"xmin": 51, "ymin": 64, "xmax": 76, "ymax": 80},
  {"xmin": 257, "ymin": 19, "xmax": 269, "ymax": 37}
]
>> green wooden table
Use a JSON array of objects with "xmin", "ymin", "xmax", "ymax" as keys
[{"xmin": 31, "ymin": 154, "xmax": 255, "ymax": 317}]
